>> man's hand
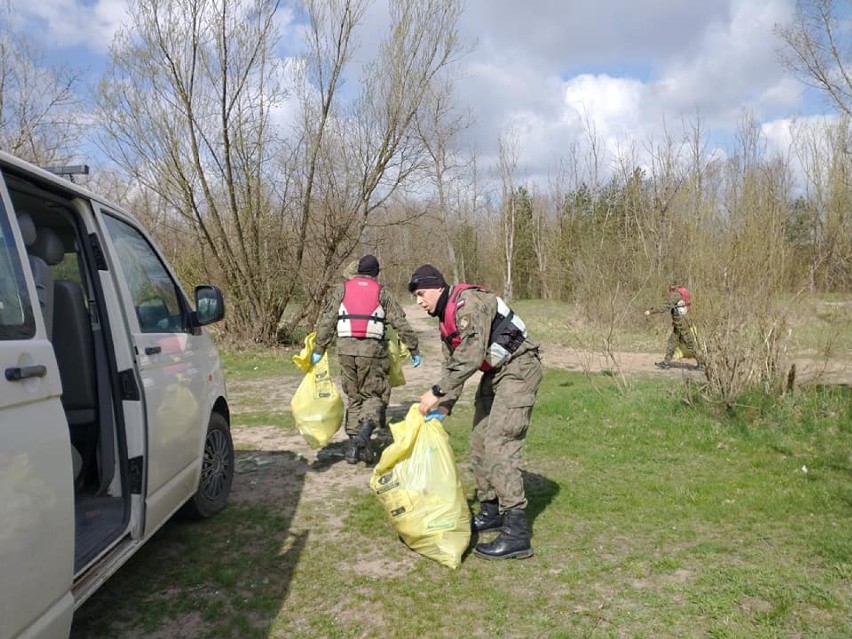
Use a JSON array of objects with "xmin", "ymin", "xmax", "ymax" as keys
[
  {"xmin": 419, "ymin": 389, "xmax": 440, "ymax": 415},
  {"xmin": 411, "ymin": 354, "xmax": 422, "ymax": 368}
]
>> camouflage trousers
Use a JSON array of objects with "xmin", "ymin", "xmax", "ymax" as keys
[
  {"xmin": 665, "ymin": 316, "xmax": 703, "ymax": 364},
  {"xmin": 338, "ymin": 354, "xmax": 390, "ymax": 436},
  {"xmin": 470, "ymin": 348, "xmax": 543, "ymax": 512}
]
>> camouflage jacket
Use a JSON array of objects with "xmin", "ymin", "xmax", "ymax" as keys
[
  {"xmin": 314, "ymin": 277, "xmax": 419, "ymax": 358},
  {"xmin": 649, "ymin": 289, "xmax": 688, "ymax": 316},
  {"xmin": 436, "ymin": 286, "xmax": 538, "ymax": 409}
]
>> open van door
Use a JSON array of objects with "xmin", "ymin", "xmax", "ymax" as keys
[{"xmin": 0, "ymin": 193, "xmax": 75, "ymax": 637}]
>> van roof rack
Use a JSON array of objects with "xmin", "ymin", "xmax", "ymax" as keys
[{"xmin": 40, "ymin": 165, "xmax": 90, "ymax": 182}]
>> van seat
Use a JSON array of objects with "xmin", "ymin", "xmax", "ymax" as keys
[
  {"xmin": 29, "ymin": 226, "xmax": 64, "ymax": 339},
  {"xmin": 53, "ymin": 279, "xmax": 98, "ymax": 487},
  {"xmin": 53, "ymin": 279, "xmax": 97, "ymax": 424}
]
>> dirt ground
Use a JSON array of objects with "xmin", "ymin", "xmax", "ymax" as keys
[{"xmin": 227, "ymin": 302, "xmax": 849, "ymax": 558}]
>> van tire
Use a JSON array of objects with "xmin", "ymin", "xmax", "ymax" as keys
[{"xmin": 182, "ymin": 412, "xmax": 234, "ymax": 519}]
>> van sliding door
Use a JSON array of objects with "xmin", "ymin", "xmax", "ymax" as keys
[{"xmin": 0, "ymin": 179, "xmax": 74, "ymax": 639}]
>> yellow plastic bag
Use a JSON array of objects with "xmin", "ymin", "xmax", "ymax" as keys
[
  {"xmin": 370, "ymin": 405, "xmax": 471, "ymax": 569},
  {"xmin": 673, "ymin": 324, "xmax": 701, "ymax": 360},
  {"xmin": 292, "ymin": 331, "xmax": 318, "ymax": 373},
  {"xmin": 387, "ymin": 327, "xmax": 410, "ymax": 388},
  {"xmin": 290, "ymin": 352, "xmax": 344, "ymax": 449}
]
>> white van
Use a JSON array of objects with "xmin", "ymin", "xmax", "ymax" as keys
[{"xmin": 0, "ymin": 151, "xmax": 233, "ymax": 639}]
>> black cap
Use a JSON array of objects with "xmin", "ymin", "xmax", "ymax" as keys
[
  {"xmin": 408, "ymin": 264, "xmax": 448, "ymax": 292},
  {"xmin": 357, "ymin": 254, "xmax": 380, "ymax": 277}
]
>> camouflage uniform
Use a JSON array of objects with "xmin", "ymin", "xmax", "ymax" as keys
[
  {"xmin": 649, "ymin": 288, "xmax": 704, "ymax": 367},
  {"xmin": 341, "ymin": 259, "xmax": 359, "ymax": 280},
  {"xmin": 315, "ymin": 277, "xmax": 419, "ymax": 435},
  {"xmin": 434, "ymin": 287, "xmax": 543, "ymax": 511}
]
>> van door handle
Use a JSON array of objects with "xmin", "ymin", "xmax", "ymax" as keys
[
  {"xmin": 5, "ymin": 365, "xmax": 48, "ymax": 381},
  {"xmin": 144, "ymin": 346, "xmax": 162, "ymax": 355}
]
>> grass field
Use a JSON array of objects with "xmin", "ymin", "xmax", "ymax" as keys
[
  {"xmin": 510, "ymin": 294, "xmax": 852, "ymax": 356},
  {"xmin": 71, "ymin": 356, "xmax": 852, "ymax": 638}
]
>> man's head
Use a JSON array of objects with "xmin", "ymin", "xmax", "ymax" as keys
[
  {"xmin": 408, "ymin": 264, "xmax": 447, "ymax": 314},
  {"xmin": 357, "ymin": 254, "xmax": 380, "ymax": 277}
]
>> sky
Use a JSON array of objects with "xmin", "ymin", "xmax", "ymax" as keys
[{"xmin": 5, "ymin": 0, "xmax": 836, "ymax": 190}]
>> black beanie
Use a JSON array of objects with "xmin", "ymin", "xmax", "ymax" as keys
[
  {"xmin": 357, "ymin": 254, "xmax": 380, "ymax": 277},
  {"xmin": 408, "ymin": 264, "xmax": 448, "ymax": 292}
]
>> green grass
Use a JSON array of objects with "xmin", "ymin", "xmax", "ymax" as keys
[
  {"xmin": 790, "ymin": 293, "xmax": 852, "ymax": 353},
  {"xmin": 511, "ymin": 299, "xmax": 663, "ymax": 351},
  {"xmin": 72, "ymin": 368, "xmax": 852, "ymax": 639},
  {"xmin": 220, "ymin": 346, "xmax": 303, "ymax": 381},
  {"xmin": 511, "ymin": 294, "xmax": 852, "ymax": 359},
  {"xmin": 232, "ymin": 410, "xmax": 294, "ymax": 430}
]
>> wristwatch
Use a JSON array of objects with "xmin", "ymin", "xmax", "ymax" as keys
[{"xmin": 431, "ymin": 384, "xmax": 446, "ymax": 397}]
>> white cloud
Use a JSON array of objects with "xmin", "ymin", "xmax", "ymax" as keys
[
  {"xmin": 562, "ymin": 74, "xmax": 645, "ymax": 135},
  {"xmin": 9, "ymin": 0, "xmax": 128, "ymax": 53},
  {"xmin": 652, "ymin": 0, "xmax": 795, "ymax": 125},
  {"xmin": 460, "ymin": 0, "xmax": 732, "ymax": 73},
  {"xmin": 6, "ymin": 0, "xmax": 835, "ymax": 190},
  {"xmin": 450, "ymin": 0, "xmax": 817, "ymax": 187}
]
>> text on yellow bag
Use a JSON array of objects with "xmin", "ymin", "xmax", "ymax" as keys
[{"xmin": 370, "ymin": 405, "xmax": 470, "ymax": 569}]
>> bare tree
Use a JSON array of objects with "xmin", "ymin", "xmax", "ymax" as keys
[
  {"xmin": 414, "ymin": 75, "xmax": 472, "ymax": 283},
  {"xmin": 283, "ymin": 0, "xmax": 465, "ymax": 335},
  {"xmin": 96, "ymin": 0, "xmax": 291, "ymax": 343},
  {"xmin": 777, "ymin": 0, "xmax": 852, "ymax": 117},
  {"xmin": 789, "ymin": 117, "xmax": 852, "ymax": 290},
  {"xmin": 496, "ymin": 126, "xmax": 519, "ymax": 301},
  {"xmin": 0, "ymin": 1, "xmax": 85, "ymax": 164},
  {"xmin": 287, "ymin": 0, "xmax": 372, "ymax": 329},
  {"xmin": 96, "ymin": 0, "xmax": 464, "ymax": 344},
  {"xmin": 528, "ymin": 186, "xmax": 551, "ymax": 299}
]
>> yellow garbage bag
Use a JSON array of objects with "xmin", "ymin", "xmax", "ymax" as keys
[
  {"xmin": 290, "ymin": 352, "xmax": 344, "ymax": 448},
  {"xmin": 387, "ymin": 327, "xmax": 410, "ymax": 388},
  {"xmin": 673, "ymin": 324, "xmax": 701, "ymax": 360},
  {"xmin": 292, "ymin": 332, "xmax": 318, "ymax": 373},
  {"xmin": 370, "ymin": 405, "xmax": 471, "ymax": 569}
]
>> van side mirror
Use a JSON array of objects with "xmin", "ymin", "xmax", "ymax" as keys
[{"xmin": 194, "ymin": 285, "xmax": 225, "ymax": 326}]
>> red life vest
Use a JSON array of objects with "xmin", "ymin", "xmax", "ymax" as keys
[
  {"xmin": 439, "ymin": 284, "xmax": 527, "ymax": 371},
  {"xmin": 674, "ymin": 286, "xmax": 691, "ymax": 314},
  {"xmin": 337, "ymin": 277, "xmax": 385, "ymax": 339}
]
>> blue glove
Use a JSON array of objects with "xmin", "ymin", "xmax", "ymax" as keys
[
  {"xmin": 310, "ymin": 352, "xmax": 322, "ymax": 365},
  {"xmin": 411, "ymin": 354, "xmax": 422, "ymax": 368},
  {"xmin": 425, "ymin": 411, "xmax": 445, "ymax": 422}
]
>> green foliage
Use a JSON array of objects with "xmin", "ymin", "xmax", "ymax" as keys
[
  {"xmin": 509, "ymin": 186, "xmax": 537, "ymax": 299},
  {"xmin": 454, "ymin": 219, "xmax": 482, "ymax": 283}
]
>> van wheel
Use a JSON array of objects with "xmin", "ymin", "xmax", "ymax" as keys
[{"xmin": 182, "ymin": 412, "xmax": 234, "ymax": 519}]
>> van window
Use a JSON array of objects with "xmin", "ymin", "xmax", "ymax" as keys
[
  {"xmin": 102, "ymin": 215, "xmax": 185, "ymax": 333},
  {"xmin": 0, "ymin": 208, "xmax": 36, "ymax": 340}
]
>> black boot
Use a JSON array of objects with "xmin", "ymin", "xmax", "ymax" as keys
[
  {"xmin": 344, "ymin": 435, "xmax": 359, "ymax": 465},
  {"xmin": 472, "ymin": 498, "xmax": 503, "ymax": 533},
  {"xmin": 356, "ymin": 420, "xmax": 376, "ymax": 464},
  {"xmin": 473, "ymin": 509, "xmax": 533, "ymax": 560}
]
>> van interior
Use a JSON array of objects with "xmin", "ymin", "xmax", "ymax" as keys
[{"xmin": 6, "ymin": 170, "xmax": 129, "ymax": 575}]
